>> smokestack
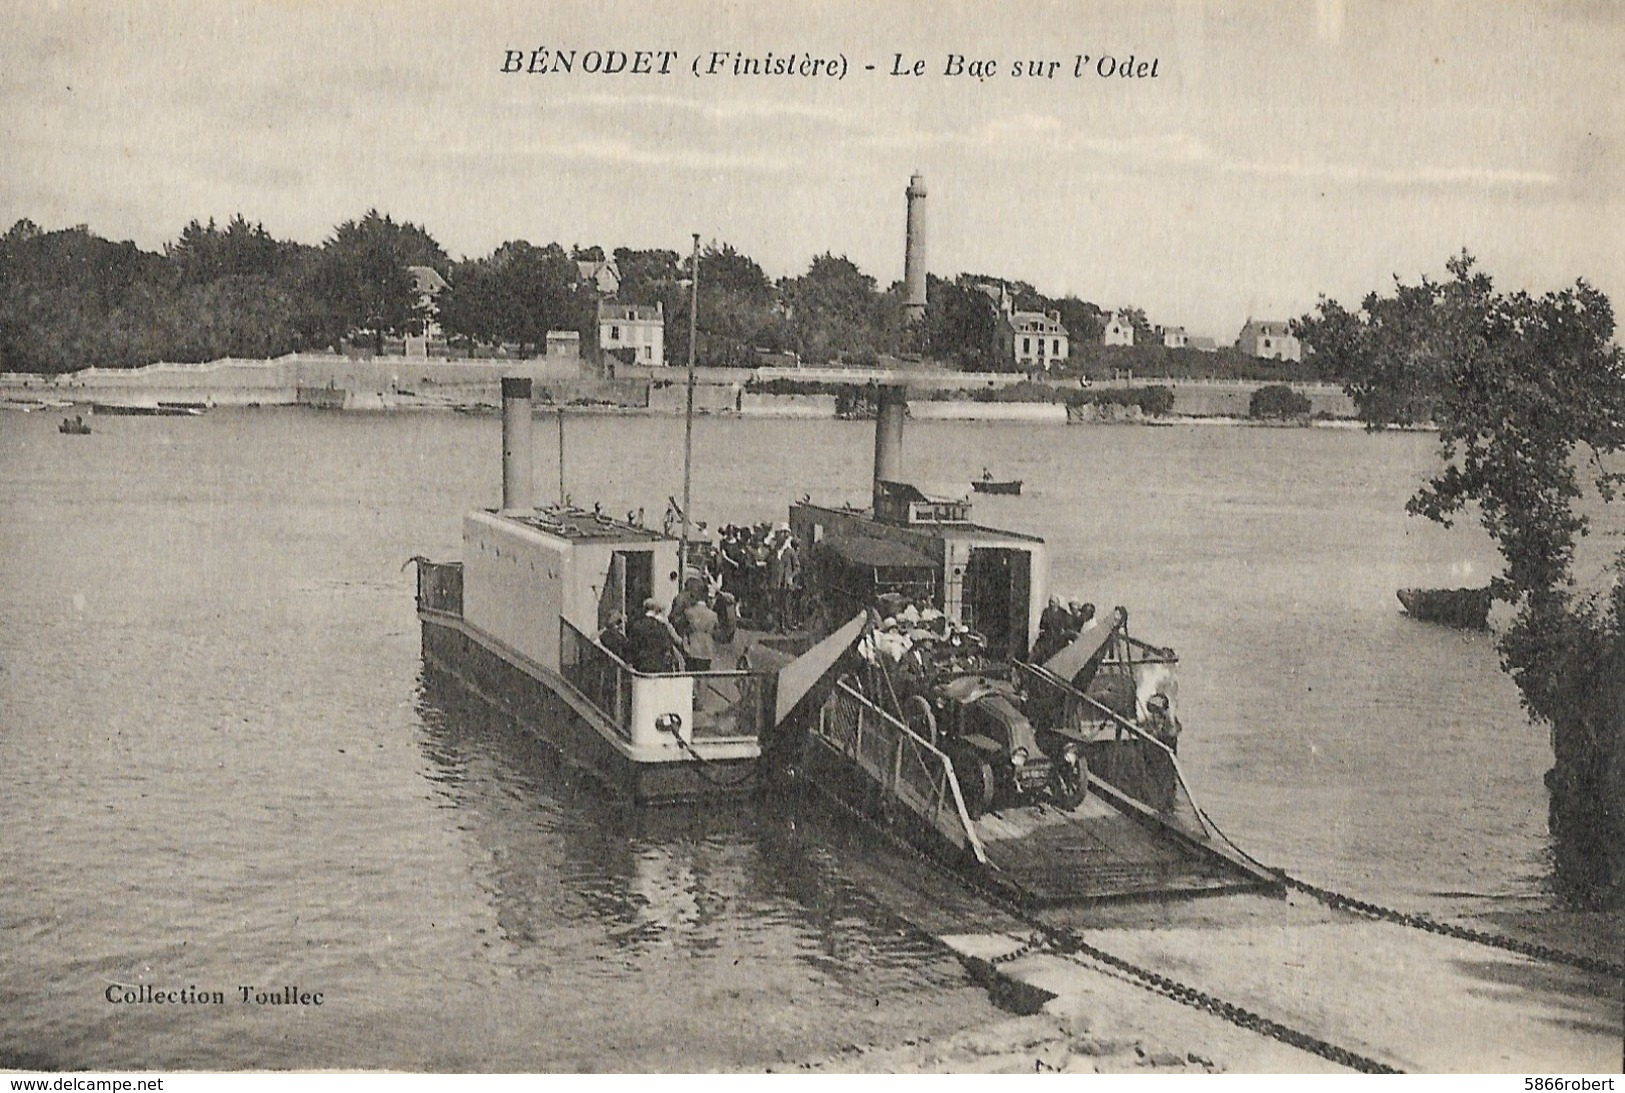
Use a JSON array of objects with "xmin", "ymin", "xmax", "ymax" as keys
[
  {"xmin": 903, "ymin": 173, "xmax": 927, "ymax": 325},
  {"xmin": 501, "ymin": 376, "xmax": 533, "ymax": 513},
  {"xmin": 872, "ymin": 384, "xmax": 906, "ymax": 510}
]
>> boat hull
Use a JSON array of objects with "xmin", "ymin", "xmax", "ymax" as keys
[
  {"xmin": 971, "ymin": 480, "xmax": 1022, "ymax": 495},
  {"xmin": 421, "ymin": 613, "xmax": 758, "ymax": 804}
]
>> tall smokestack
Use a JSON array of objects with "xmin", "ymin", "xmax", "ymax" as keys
[
  {"xmin": 903, "ymin": 173, "xmax": 927, "ymax": 325},
  {"xmin": 872, "ymin": 384, "xmax": 906, "ymax": 510},
  {"xmin": 501, "ymin": 376, "xmax": 534, "ymax": 513}
]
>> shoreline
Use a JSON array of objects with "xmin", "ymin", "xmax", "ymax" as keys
[
  {"xmin": 3, "ymin": 393, "xmax": 1416, "ymax": 430},
  {"xmin": 787, "ymin": 901, "xmax": 1623, "ymax": 1074}
]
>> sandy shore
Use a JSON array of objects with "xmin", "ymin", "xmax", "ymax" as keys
[{"xmin": 783, "ymin": 892, "xmax": 1623, "ymax": 1074}]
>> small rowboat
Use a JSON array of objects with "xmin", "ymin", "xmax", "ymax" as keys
[
  {"xmin": 972, "ymin": 476, "xmax": 1022, "ymax": 495},
  {"xmin": 1397, "ymin": 586, "xmax": 1490, "ymax": 630}
]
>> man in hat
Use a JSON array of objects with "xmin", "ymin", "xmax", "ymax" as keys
[
  {"xmin": 626, "ymin": 597, "xmax": 684, "ymax": 673},
  {"xmin": 598, "ymin": 610, "xmax": 630, "ymax": 662}
]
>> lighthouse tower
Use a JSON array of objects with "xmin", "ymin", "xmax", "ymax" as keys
[{"xmin": 903, "ymin": 173, "xmax": 928, "ymax": 325}]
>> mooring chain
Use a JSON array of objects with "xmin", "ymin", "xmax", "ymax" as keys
[
  {"xmin": 795, "ymin": 774, "xmax": 1403, "ymax": 1074},
  {"xmin": 664, "ymin": 730, "xmax": 758, "ymax": 787},
  {"xmin": 1280, "ymin": 875, "xmax": 1625, "ymax": 980},
  {"xmin": 1194, "ymin": 806, "xmax": 1625, "ymax": 979},
  {"xmin": 1037, "ymin": 930, "xmax": 1401, "ymax": 1074}
]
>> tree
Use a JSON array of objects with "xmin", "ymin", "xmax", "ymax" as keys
[
  {"xmin": 0, "ymin": 224, "xmax": 168, "ymax": 371},
  {"xmin": 778, "ymin": 253, "xmax": 899, "ymax": 364},
  {"xmin": 310, "ymin": 210, "xmax": 447, "ymax": 348},
  {"xmin": 166, "ymin": 215, "xmax": 286, "ymax": 284},
  {"xmin": 1299, "ymin": 252, "xmax": 1625, "ymax": 906},
  {"xmin": 667, "ymin": 241, "xmax": 779, "ymax": 367},
  {"xmin": 925, "ymin": 275, "xmax": 1000, "ymax": 370},
  {"xmin": 1053, "ymin": 296, "xmax": 1105, "ymax": 347},
  {"xmin": 439, "ymin": 240, "xmax": 585, "ymax": 356},
  {"xmin": 1248, "ymin": 383, "xmax": 1312, "ymax": 420},
  {"xmin": 612, "ymin": 247, "xmax": 682, "ymax": 306}
]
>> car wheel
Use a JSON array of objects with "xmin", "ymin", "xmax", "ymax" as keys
[{"xmin": 1050, "ymin": 753, "xmax": 1089, "ymax": 810}]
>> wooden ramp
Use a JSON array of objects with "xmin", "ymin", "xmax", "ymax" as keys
[{"xmin": 973, "ymin": 791, "xmax": 1260, "ymax": 904}]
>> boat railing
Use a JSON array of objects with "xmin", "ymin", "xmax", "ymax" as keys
[
  {"xmin": 818, "ymin": 678, "xmax": 988, "ymax": 864},
  {"xmin": 559, "ymin": 620, "xmax": 636, "ymax": 741},
  {"xmin": 559, "ymin": 619, "xmax": 771, "ymax": 746},
  {"xmin": 1014, "ymin": 660, "xmax": 1211, "ymax": 838},
  {"xmin": 415, "ymin": 560, "xmax": 463, "ymax": 617},
  {"xmin": 1102, "ymin": 633, "xmax": 1179, "ymax": 668}
]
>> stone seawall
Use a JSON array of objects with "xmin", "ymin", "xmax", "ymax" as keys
[
  {"xmin": 2, "ymin": 357, "xmax": 1358, "ymax": 421},
  {"xmin": 912, "ymin": 402, "xmax": 1069, "ymax": 423}
]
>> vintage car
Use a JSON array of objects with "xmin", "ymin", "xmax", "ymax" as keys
[{"xmin": 901, "ymin": 673, "xmax": 1088, "ymax": 819}]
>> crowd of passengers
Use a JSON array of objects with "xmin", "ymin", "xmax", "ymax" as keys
[
  {"xmin": 854, "ymin": 593, "xmax": 992, "ymax": 697},
  {"xmin": 1030, "ymin": 596, "xmax": 1101, "ymax": 664},
  {"xmin": 596, "ymin": 522, "xmax": 802, "ymax": 675}
]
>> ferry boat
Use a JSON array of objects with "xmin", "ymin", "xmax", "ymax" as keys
[
  {"xmin": 415, "ymin": 378, "xmax": 1276, "ymax": 900},
  {"xmin": 413, "ymin": 377, "xmax": 863, "ymax": 803}
]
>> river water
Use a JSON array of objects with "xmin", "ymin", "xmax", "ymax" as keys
[{"xmin": 0, "ymin": 407, "xmax": 1589, "ymax": 1070}]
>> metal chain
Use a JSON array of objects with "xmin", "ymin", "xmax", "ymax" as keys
[
  {"xmin": 1279, "ymin": 875, "xmax": 1625, "ymax": 980},
  {"xmin": 668, "ymin": 731, "xmax": 758, "ymax": 787},
  {"xmin": 793, "ymin": 770, "xmax": 1403, "ymax": 1074},
  {"xmin": 1193, "ymin": 805, "xmax": 1625, "ymax": 981}
]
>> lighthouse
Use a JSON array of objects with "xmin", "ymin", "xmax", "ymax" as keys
[{"xmin": 903, "ymin": 173, "xmax": 928, "ymax": 325}]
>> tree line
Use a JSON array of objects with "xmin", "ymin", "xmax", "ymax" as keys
[{"xmin": 0, "ymin": 212, "xmax": 1138, "ymax": 374}]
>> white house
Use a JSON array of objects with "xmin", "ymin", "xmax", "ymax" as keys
[
  {"xmin": 599, "ymin": 301, "xmax": 665, "ymax": 366},
  {"xmin": 977, "ymin": 283, "xmax": 1068, "ymax": 370},
  {"xmin": 1236, "ymin": 319, "xmax": 1302, "ymax": 361},
  {"xmin": 406, "ymin": 265, "xmax": 449, "ymax": 338},
  {"xmin": 576, "ymin": 258, "xmax": 621, "ymax": 297},
  {"xmin": 1007, "ymin": 309, "xmax": 1068, "ymax": 370},
  {"xmin": 1102, "ymin": 314, "xmax": 1134, "ymax": 347},
  {"xmin": 1162, "ymin": 326, "xmax": 1188, "ymax": 349}
]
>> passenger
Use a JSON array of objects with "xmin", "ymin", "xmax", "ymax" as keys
[
  {"xmin": 872, "ymin": 617, "xmax": 911, "ymax": 663},
  {"xmin": 1033, "ymin": 595, "xmax": 1072, "ymax": 662},
  {"xmin": 598, "ymin": 611, "xmax": 630, "ymax": 662},
  {"xmin": 626, "ymin": 597, "xmax": 684, "ymax": 674},
  {"xmin": 719, "ymin": 526, "xmax": 747, "ymax": 586},
  {"xmin": 683, "ymin": 595, "xmax": 720, "ymax": 671},
  {"xmin": 771, "ymin": 528, "xmax": 801, "ymax": 631},
  {"xmin": 1143, "ymin": 692, "xmax": 1180, "ymax": 753},
  {"xmin": 669, "ymin": 575, "xmax": 707, "ymax": 637},
  {"xmin": 713, "ymin": 589, "xmax": 739, "ymax": 645}
]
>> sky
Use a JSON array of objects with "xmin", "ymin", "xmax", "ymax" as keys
[{"xmin": 2, "ymin": 0, "xmax": 1621, "ymax": 340}]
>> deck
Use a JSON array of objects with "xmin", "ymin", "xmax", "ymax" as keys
[{"xmin": 973, "ymin": 790, "xmax": 1260, "ymax": 904}]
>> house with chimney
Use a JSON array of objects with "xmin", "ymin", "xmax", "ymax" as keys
[
  {"xmin": 1236, "ymin": 319, "xmax": 1302, "ymax": 361},
  {"xmin": 977, "ymin": 283, "xmax": 1069, "ymax": 371},
  {"xmin": 1101, "ymin": 313, "xmax": 1134, "ymax": 347},
  {"xmin": 576, "ymin": 258, "xmax": 622, "ymax": 297}
]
